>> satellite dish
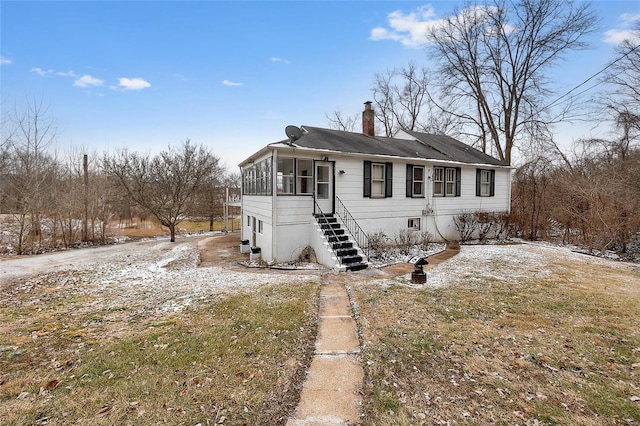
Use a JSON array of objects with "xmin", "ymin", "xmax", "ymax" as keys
[{"xmin": 285, "ymin": 125, "xmax": 303, "ymax": 142}]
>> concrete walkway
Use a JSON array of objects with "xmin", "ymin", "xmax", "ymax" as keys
[
  {"xmin": 286, "ymin": 278, "xmax": 363, "ymax": 426},
  {"xmin": 286, "ymin": 246, "xmax": 460, "ymax": 425}
]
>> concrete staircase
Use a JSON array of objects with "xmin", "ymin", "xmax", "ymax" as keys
[{"xmin": 315, "ymin": 214, "xmax": 368, "ymax": 271}]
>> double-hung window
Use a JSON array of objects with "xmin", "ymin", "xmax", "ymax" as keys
[
  {"xmin": 371, "ymin": 163, "xmax": 385, "ymax": 197},
  {"xmin": 405, "ymin": 165, "xmax": 425, "ymax": 197},
  {"xmin": 363, "ymin": 161, "xmax": 393, "ymax": 198},
  {"xmin": 476, "ymin": 169, "xmax": 495, "ymax": 197},
  {"xmin": 433, "ymin": 166, "xmax": 461, "ymax": 197}
]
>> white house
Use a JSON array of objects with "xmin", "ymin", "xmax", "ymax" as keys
[{"xmin": 239, "ymin": 102, "xmax": 511, "ymax": 271}]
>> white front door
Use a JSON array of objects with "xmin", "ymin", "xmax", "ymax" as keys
[{"xmin": 315, "ymin": 161, "xmax": 333, "ymax": 214}]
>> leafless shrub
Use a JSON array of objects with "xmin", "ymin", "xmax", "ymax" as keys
[
  {"xmin": 368, "ymin": 230, "xmax": 390, "ymax": 259},
  {"xmin": 415, "ymin": 231, "xmax": 434, "ymax": 251},
  {"xmin": 453, "ymin": 211, "xmax": 478, "ymax": 242},
  {"xmin": 476, "ymin": 212, "xmax": 494, "ymax": 242},
  {"xmin": 395, "ymin": 229, "xmax": 417, "ymax": 255}
]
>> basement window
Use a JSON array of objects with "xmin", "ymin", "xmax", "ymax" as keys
[{"xmin": 408, "ymin": 218, "xmax": 421, "ymax": 230}]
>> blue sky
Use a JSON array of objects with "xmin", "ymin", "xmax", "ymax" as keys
[{"xmin": 1, "ymin": 1, "xmax": 639, "ymax": 170}]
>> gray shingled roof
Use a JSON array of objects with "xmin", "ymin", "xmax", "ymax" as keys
[{"xmin": 273, "ymin": 126, "xmax": 506, "ymax": 166}]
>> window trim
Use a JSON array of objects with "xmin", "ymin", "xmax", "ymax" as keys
[
  {"xmin": 476, "ymin": 168, "xmax": 495, "ymax": 197},
  {"xmin": 406, "ymin": 164, "xmax": 425, "ymax": 198},
  {"xmin": 433, "ymin": 166, "xmax": 461, "ymax": 197},
  {"xmin": 371, "ymin": 163, "xmax": 385, "ymax": 198},
  {"xmin": 364, "ymin": 161, "xmax": 393, "ymax": 198},
  {"xmin": 277, "ymin": 157, "xmax": 295, "ymax": 195},
  {"xmin": 296, "ymin": 158, "xmax": 313, "ymax": 195},
  {"xmin": 242, "ymin": 158, "xmax": 272, "ymax": 196},
  {"xmin": 408, "ymin": 218, "xmax": 421, "ymax": 230}
]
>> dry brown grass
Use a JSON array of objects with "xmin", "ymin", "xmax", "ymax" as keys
[
  {"xmin": 0, "ymin": 279, "xmax": 319, "ymax": 425},
  {"xmin": 106, "ymin": 218, "xmax": 242, "ymax": 238},
  {"xmin": 353, "ymin": 246, "xmax": 640, "ymax": 425}
]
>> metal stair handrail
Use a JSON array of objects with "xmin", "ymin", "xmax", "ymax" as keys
[
  {"xmin": 313, "ymin": 198, "xmax": 344, "ymax": 263},
  {"xmin": 335, "ymin": 196, "xmax": 370, "ymax": 258}
]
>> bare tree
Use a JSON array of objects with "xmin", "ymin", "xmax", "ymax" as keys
[
  {"xmin": 427, "ymin": 0, "xmax": 598, "ymax": 164},
  {"xmin": 105, "ymin": 140, "xmax": 220, "ymax": 242},
  {"xmin": 2, "ymin": 99, "xmax": 58, "ymax": 253},
  {"xmin": 371, "ymin": 63, "xmax": 459, "ymax": 137},
  {"xmin": 325, "ymin": 110, "xmax": 359, "ymax": 132},
  {"xmin": 192, "ymin": 158, "xmax": 224, "ymax": 232},
  {"xmin": 601, "ymin": 23, "xmax": 640, "ymax": 159}
]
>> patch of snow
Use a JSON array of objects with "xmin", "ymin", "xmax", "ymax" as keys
[
  {"xmin": 1, "ymin": 238, "xmax": 317, "ymax": 318},
  {"xmin": 368, "ymin": 243, "xmax": 446, "ymax": 268}
]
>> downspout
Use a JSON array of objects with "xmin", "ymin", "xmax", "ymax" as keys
[
  {"xmin": 239, "ymin": 164, "xmax": 245, "ymax": 242},
  {"xmin": 271, "ymin": 149, "xmax": 277, "ymax": 262},
  {"xmin": 507, "ymin": 167, "xmax": 513, "ymax": 213}
]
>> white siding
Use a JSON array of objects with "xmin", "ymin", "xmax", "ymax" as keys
[
  {"xmin": 273, "ymin": 196, "xmax": 315, "ymax": 262},
  {"xmin": 241, "ymin": 149, "xmax": 512, "ymax": 265},
  {"xmin": 242, "ymin": 196, "xmax": 274, "ymax": 260},
  {"xmin": 276, "ymin": 197, "xmax": 314, "ymax": 225},
  {"xmin": 332, "ymin": 155, "xmax": 511, "ymax": 242}
]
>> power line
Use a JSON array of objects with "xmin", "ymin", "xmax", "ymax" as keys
[{"xmin": 538, "ymin": 42, "xmax": 640, "ymax": 114}]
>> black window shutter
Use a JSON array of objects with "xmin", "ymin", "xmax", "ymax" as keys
[
  {"xmin": 385, "ymin": 162, "xmax": 393, "ymax": 198},
  {"xmin": 476, "ymin": 169, "xmax": 481, "ymax": 196},
  {"xmin": 406, "ymin": 164, "xmax": 413, "ymax": 197},
  {"xmin": 455, "ymin": 167, "xmax": 461, "ymax": 197},
  {"xmin": 363, "ymin": 161, "xmax": 371, "ymax": 198},
  {"xmin": 490, "ymin": 170, "xmax": 495, "ymax": 196}
]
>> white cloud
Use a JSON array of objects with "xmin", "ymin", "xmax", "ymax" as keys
[
  {"xmin": 271, "ymin": 57, "xmax": 291, "ymax": 64},
  {"xmin": 31, "ymin": 67, "xmax": 54, "ymax": 76},
  {"xmin": 222, "ymin": 79, "xmax": 243, "ymax": 86},
  {"xmin": 603, "ymin": 13, "xmax": 640, "ymax": 45},
  {"xmin": 74, "ymin": 75, "xmax": 104, "ymax": 88},
  {"xmin": 371, "ymin": 4, "xmax": 516, "ymax": 49},
  {"xmin": 0, "ymin": 56, "xmax": 11, "ymax": 65},
  {"xmin": 57, "ymin": 70, "xmax": 78, "ymax": 77},
  {"xmin": 370, "ymin": 4, "xmax": 440, "ymax": 49},
  {"xmin": 117, "ymin": 77, "xmax": 151, "ymax": 90},
  {"xmin": 171, "ymin": 73, "xmax": 188, "ymax": 81}
]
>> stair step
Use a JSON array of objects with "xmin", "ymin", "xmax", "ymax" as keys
[
  {"xmin": 324, "ymin": 228, "xmax": 344, "ymax": 236},
  {"xmin": 317, "ymin": 217, "xmax": 337, "ymax": 224},
  {"xmin": 341, "ymin": 255, "xmax": 363, "ymax": 265},
  {"xmin": 320, "ymin": 223, "xmax": 341, "ymax": 230},
  {"xmin": 328, "ymin": 235, "xmax": 349, "ymax": 243},
  {"xmin": 346, "ymin": 262, "xmax": 368, "ymax": 272},
  {"xmin": 332, "ymin": 241, "xmax": 353, "ymax": 250},
  {"xmin": 336, "ymin": 248, "xmax": 357, "ymax": 257}
]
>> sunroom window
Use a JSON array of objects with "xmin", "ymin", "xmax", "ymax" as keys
[{"xmin": 277, "ymin": 158, "xmax": 295, "ymax": 194}]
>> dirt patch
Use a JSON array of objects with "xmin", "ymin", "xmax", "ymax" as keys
[
  {"xmin": 380, "ymin": 245, "xmax": 460, "ymax": 278},
  {"xmin": 197, "ymin": 232, "xmax": 244, "ymax": 265}
]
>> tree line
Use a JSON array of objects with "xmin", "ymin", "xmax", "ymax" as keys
[
  {"xmin": 328, "ymin": 0, "xmax": 639, "ymax": 259},
  {"xmin": 0, "ymin": 101, "xmax": 238, "ymax": 254}
]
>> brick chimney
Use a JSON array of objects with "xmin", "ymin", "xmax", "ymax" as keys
[{"xmin": 362, "ymin": 101, "xmax": 375, "ymax": 136}]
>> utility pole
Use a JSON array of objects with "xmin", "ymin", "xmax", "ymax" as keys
[
  {"xmin": 223, "ymin": 187, "xmax": 229, "ymax": 234},
  {"xmin": 82, "ymin": 154, "xmax": 89, "ymax": 242}
]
